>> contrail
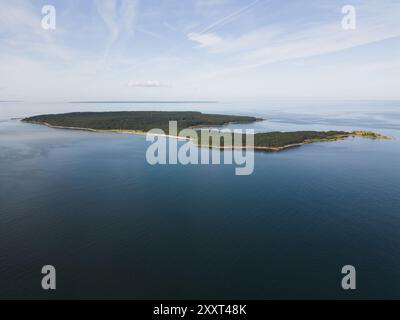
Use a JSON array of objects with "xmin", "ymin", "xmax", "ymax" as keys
[
  {"xmin": 121, "ymin": 1, "xmax": 261, "ymax": 74},
  {"xmin": 199, "ymin": 0, "xmax": 260, "ymax": 34}
]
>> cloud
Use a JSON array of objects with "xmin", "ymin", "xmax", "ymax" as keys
[
  {"xmin": 187, "ymin": 0, "xmax": 259, "ymax": 50},
  {"xmin": 1, "ymin": 0, "xmax": 399, "ymax": 101},
  {"xmin": 0, "ymin": 0, "xmax": 38, "ymax": 31},
  {"xmin": 128, "ymin": 80, "xmax": 168, "ymax": 88},
  {"xmin": 190, "ymin": 0, "xmax": 400, "ymax": 76},
  {"xmin": 199, "ymin": 0, "xmax": 259, "ymax": 34},
  {"xmin": 94, "ymin": 0, "xmax": 139, "ymax": 43},
  {"xmin": 0, "ymin": 0, "xmax": 50, "ymax": 39},
  {"xmin": 188, "ymin": 32, "xmax": 222, "ymax": 48}
]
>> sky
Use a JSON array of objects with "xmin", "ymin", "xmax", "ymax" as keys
[{"xmin": 0, "ymin": 0, "xmax": 399, "ymax": 102}]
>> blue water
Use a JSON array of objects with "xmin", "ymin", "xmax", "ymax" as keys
[{"xmin": 0, "ymin": 101, "xmax": 399, "ymax": 299}]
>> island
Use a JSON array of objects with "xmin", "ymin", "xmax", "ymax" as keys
[
  {"xmin": 22, "ymin": 111, "xmax": 258, "ymax": 132},
  {"xmin": 22, "ymin": 111, "xmax": 390, "ymax": 151}
]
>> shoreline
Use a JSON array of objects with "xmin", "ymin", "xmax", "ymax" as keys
[
  {"xmin": 23, "ymin": 120, "xmax": 390, "ymax": 152},
  {"xmin": 21, "ymin": 121, "xmax": 323, "ymax": 151}
]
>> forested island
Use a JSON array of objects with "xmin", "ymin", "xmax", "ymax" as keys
[
  {"xmin": 23, "ymin": 111, "xmax": 389, "ymax": 151},
  {"xmin": 23, "ymin": 111, "xmax": 258, "ymax": 132}
]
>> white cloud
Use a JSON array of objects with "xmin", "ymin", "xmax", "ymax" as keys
[
  {"xmin": 121, "ymin": 0, "xmax": 139, "ymax": 33},
  {"xmin": 128, "ymin": 80, "xmax": 168, "ymax": 88},
  {"xmin": 0, "ymin": 0, "xmax": 39, "ymax": 33},
  {"xmin": 1, "ymin": 0, "xmax": 399, "ymax": 101},
  {"xmin": 188, "ymin": 32, "xmax": 222, "ymax": 48},
  {"xmin": 199, "ymin": 0, "xmax": 260, "ymax": 34},
  {"xmin": 190, "ymin": 0, "xmax": 400, "ymax": 76},
  {"xmin": 94, "ymin": 0, "xmax": 119, "ymax": 40},
  {"xmin": 201, "ymin": 26, "xmax": 283, "ymax": 54},
  {"xmin": 94, "ymin": 0, "xmax": 139, "ymax": 42}
]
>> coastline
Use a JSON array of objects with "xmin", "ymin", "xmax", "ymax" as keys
[
  {"xmin": 27, "ymin": 121, "xmax": 192, "ymax": 140},
  {"xmin": 23, "ymin": 120, "xmax": 390, "ymax": 152}
]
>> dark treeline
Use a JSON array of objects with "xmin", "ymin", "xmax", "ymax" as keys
[
  {"xmin": 253, "ymin": 130, "xmax": 348, "ymax": 148},
  {"xmin": 196, "ymin": 130, "xmax": 349, "ymax": 149},
  {"xmin": 23, "ymin": 111, "xmax": 257, "ymax": 132}
]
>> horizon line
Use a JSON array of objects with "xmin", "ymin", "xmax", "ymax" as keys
[{"xmin": 69, "ymin": 100, "xmax": 219, "ymax": 104}]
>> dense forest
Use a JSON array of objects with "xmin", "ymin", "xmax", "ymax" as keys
[
  {"xmin": 23, "ymin": 111, "xmax": 258, "ymax": 132},
  {"xmin": 195, "ymin": 130, "xmax": 349, "ymax": 150},
  {"xmin": 253, "ymin": 130, "xmax": 349, "ymax": 148}
]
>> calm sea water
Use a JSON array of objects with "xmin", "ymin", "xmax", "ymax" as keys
[{"xmin": 0, "ymin": 101, "xmax": 399, "ymax": 299}]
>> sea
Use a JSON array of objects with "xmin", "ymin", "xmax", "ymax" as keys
[{"xmin": 0, "ymin": 100, "xmax": 399, "ymax": 299}]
